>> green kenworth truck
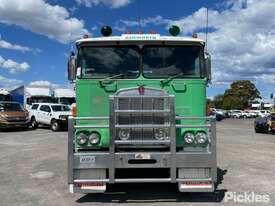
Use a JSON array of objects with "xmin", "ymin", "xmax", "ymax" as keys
[{"xmin": 67, "ymin": 26, "xmax": 217, "ymax": 194}]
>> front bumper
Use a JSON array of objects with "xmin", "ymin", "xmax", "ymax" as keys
[
  {"xmin": 0, "ymin": 120, "xmax": 30, "ymax": 129},
  {"xmin": 57, "ymin": 119, "xmax": 68, "ymax": 127},
  {"xmin": 69, "ymin": 151, "xmax": 217, "ymax": 193},
  {"xmin": 68, "ymin": 116, "xmax": 217, "ymax": 193}
]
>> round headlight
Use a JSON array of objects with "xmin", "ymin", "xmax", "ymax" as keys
[
  {"xmin": 184, "ymin": 132, "xmax": 195, "ymax": 144},
  {"xmin": 118, "ymin": 129, "xmax": 130, "ymax": 140},
  {"xmin": 155, "ymin": 128, "xmax": 168, "ymax": 140},
  {"xmin": 76, "ymin": 133, "xmax": 88, "ymax": 145},
  {"xmin": 89, "ymin": 132, "xmax": 100, "ymax": 145},
  {"xmin": 195, "ymin": 132, "xmax": 207, "ymax": 144}
]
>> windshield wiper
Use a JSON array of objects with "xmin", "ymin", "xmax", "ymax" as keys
[
  {"xmin": 160, "ymin": 72, "xmax": 184, "ymax": 84},
  {"xmin": 100, "ymin": 73, "xmax": 125, "ymax": 84}
]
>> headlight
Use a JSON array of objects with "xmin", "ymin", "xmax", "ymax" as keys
[
  {"xmin": 195, "ymin": 132, "xmax": 207, "ymax": 144},
  {"xmin": 155, "ymin": 128, "xmax": 168, "ymax": 140},
  {"xmin": 118, "ymin": 129, "xmax": 130, "ymax": 140},
  {"xmin": 76, "ymin": 133, "xmax": 88, "ymax": 145},
  {"xmin": 0, "ymin": 114, "xmax": 7, "ymax": 120},
  {"xmin": 184, "ymin": 132, "xmax": 195, "ymax": 144},
  {"xmin": 59, "ymin": 115, "xmax": 67, "ymax": 120},
  {"xmin": 89, "ymin": 132, "xmax": 100, "ymax": 145}
]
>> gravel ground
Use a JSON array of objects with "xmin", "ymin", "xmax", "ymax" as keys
[{"xmin": 0, "ymin": 119, "xmax": 274, "ymax": 206}]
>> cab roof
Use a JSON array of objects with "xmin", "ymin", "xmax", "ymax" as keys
[{"xmin": 76, "ymin": 34, "xmax": 205, "ymax": 45}]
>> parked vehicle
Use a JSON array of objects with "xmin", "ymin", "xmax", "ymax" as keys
[
  {"xmin": 53, "ymin": 88, "xmax": 75, "ymax": 108},
  {"xmin": 242, "ymin": 111, "xmax": 255, "ymax": 118},
  {"xmin": 210, "ymin": 110, "xmax": 224, "ymax": 121},
  {"xmin": 230, "ymin": 110, "xmax": 243, "ymax": 118},
  {"xmin": 10, "ymin": 85, "xmax": 55, "ymax": 110},
  {"xmin": 0, "ymin": 101, "xmax": 30, "ymax": 130},
  {"xmin": 29, "ymin": 103, "xmax": 71, "ymax": 131},
  {"xmin": 66, "ymin": 29, "xmax": 217, "ymax": 193},
  {"xmin": 254, "ymin": 113, "xmax": 275, "ymax": 133},
  {"xmin": 255, "ymin": 110, "xmax": 271, "ymax": 118}
]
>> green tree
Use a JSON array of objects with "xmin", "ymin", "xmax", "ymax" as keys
[
  {"xmin": 212, "ymin": 94, "xmax": 224, "ymax": 108},
  {"xmin": 222, "ymin": 80, "xmax": 261, "ymax": 110}
]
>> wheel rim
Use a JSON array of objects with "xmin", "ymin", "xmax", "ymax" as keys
[
  {"xmin": 31, "ymin": 120, "xmax": 36, "ymax": 127},
  {"xmin": 52, "ymin": 122, "xmax": 58, "ymax": 130}
]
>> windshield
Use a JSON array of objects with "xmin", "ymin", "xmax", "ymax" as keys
[
  {"xmin": 28, "ymin": 96, "xmax": 55, "ymax": 105},
  {"xmin": 51, "ymin": 105, "xmax": 70, "ymax": 112},
  {"xmin": 143, "ymin": 46, "xmax": 202, "ymax": 78},
  {"xmin": 78, "ymin": 45, "xmax": 203, "ymax": 79},
  {"xmin": 0, "ymin": 94, "xmax": 11, "ymax": 101},
  {"xmin": 78, "ymin": 46, "xmax": 139, "ymax": 78},
  {"xmin": 59, "ymin": 97, "xmax": 75, "ymax": 105},
  {"xmin": 0, "ymin": 102, "xmax": 24, "ymax": 112}
]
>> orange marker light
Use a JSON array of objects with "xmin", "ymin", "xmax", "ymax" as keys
[
  {"xmin": 83, "ymin": 34, "xmax": 89, "ymax": 39},
  {"xmin": 71, "ymin": 103, "xmax": 77, "ymax": 117},
  {"xmin": 192, "ymin": 33, "xmax": 198, "ymax": 38}
]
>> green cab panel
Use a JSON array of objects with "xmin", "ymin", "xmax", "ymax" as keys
[{"xmin": 75, "ymin": 78, "xmax": 207, "ymax": 148}]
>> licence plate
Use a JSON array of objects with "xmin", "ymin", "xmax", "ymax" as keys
[
  {"xmin": 80, "ymin": 156, "xmax": 95, "ymax": 164},
  {"xmin": 135, "ymin": 153, "xmax": 151, "ymax": 159}
]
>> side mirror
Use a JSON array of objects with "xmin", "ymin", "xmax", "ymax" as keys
[
  {"xmin": 205, "ymin": 52, "xmax": 211, "ymax": 82},
  {"xmin": 68, "ymin": 54, "xmax": 76, "ymax": 81}
]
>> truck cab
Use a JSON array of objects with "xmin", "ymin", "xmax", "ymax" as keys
[{"xmin": 67, "ymin": 28, "xmax": 216, "ymax": 194}]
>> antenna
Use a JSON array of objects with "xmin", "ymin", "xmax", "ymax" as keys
[
  {"xmin": 205, "ymin": 7, "xmax": 209, "ymax": 52},
  {"xmin": 137, "ymin": 0, "xmax": 142, "ymax": 32}
]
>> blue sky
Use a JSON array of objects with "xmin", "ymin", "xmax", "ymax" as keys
[{"xmin": 0, "ymin": 0, "xmax": 274, "ymax": 100}]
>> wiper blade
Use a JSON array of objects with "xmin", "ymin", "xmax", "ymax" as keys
[
  {"xmin": 100, "ymin": 73, "xmax": 124, "ymax": 83},
  {"xmin": 160, "ymin": 72, "xmax": 184, "ymax": 84}
]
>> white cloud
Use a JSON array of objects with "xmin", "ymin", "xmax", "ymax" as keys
[
  {"xmin": 0, "ymin": 56, "xmax": 30, "ymax": 74},
  {"xmin": 0, "ymin": 39, "xmax": 31, "ymax": 53},
  {"xmin": 114, "ymin": 16, "xmax": 170, "ymax": 32},
  {"xmin": 0, "ymin": 0, "xmax": 89, "ymax": 44},
  {"xmin": 0, "ymin": 75, "xmax": 22, "ymax": 88},
  {"xmin": 116, "ymin": 0, "xmax": 275, "ymax": 91},
  {"xmin": 166, "ymin": 0, "xmax": 275, "ymax": 87},
  {"xmin": 76, "ymin": 0, "xmax": 131, "ymax": 8},
  {"xmin": 29, "ymin": 80, "xmax": 59, "ymax": 88}
]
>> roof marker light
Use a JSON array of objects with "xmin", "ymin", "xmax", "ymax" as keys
[
  {"xmin": 169, "ymin": 25, "xmax": 180, "ymax": 36},
  {"xmin": 149, "ymin": 30, "xmax": 156, "ymax": 34},
  {"xmin": 192, "ymin": 33, "xmax": 198, "ymax": 38},
  {"xmin": 83, "ymin": 34, "xmax": 89, "ymax": 39},
  {"xmin": 101, "ymin": 26, "xmax": 112, "ymax": 37}
]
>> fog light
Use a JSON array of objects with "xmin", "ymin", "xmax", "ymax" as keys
[
  {"xmin": 155, "ymin": 128, "xmax": 168, "ymax": 140},
  {"xmin": 76, "ymin": 133, "xmax": 88, "ymax": 145},
  {"xmin": 118, "ymin": 129, "xmax": 130, "ymax": 140},
  {"xmin": 195, "ymin": 132, "xmax": 207, "ymax": 144},
  {"xmin": 184, "ymin": 132, "xmax": 195, "ymax": 144},
  {"xmin": 89, "ymin": 132, "xmax": 100, "ymax": 145}
]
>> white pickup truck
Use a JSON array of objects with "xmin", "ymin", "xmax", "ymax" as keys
[{"xmin": 29, "ymin": 103, "xmax": 71, "ymax": 131}]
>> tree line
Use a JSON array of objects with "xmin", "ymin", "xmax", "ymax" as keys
[{"xmin": 208, "ymin": 80, "xmax": 261, "ymax": 110}]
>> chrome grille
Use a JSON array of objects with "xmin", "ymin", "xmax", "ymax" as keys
[{"xmin": 112, "ymin": 87, "xmax": 173, "ymax": 146}]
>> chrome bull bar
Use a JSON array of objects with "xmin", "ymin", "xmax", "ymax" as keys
[{"xmin": 68, "ymin": 114, "xmax": 216, "ymax": 187}]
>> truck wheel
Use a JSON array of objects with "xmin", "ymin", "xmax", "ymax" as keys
[
  {"xmin": 51, "ymin": 119, "xmax": 60, "ymax": 132},
  {"xmin": 30, "ymin": 117, "xmax": 38, "ymax": 130}
]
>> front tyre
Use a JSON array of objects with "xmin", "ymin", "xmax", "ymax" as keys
[
  {"xmin": 51, "ymin": 119, "xmax": 60, "ymax": 132},
  {"xmin": 30, "ymin": 117, "xmax": 38, "ymax": 130}
]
